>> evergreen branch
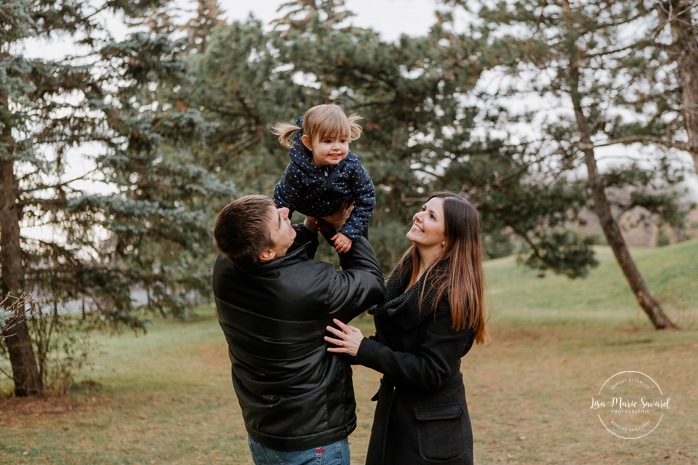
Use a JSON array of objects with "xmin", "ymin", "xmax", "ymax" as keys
[
  {"xmin": 29, "ymin": 132, "xmax": 122, "ymax": 146},
  {"xmin": 31, "ymin": 240, "xmax": 83, "ymax": 266},
  {"xmin": 38, "ymin": 4, "xmax": 110, "ymax": 36},
  {"xmin": 232, "ymin": 91, "xmax": 264, "ymax": 134},
  {"xmin": 411, "ymin": 167, "xmax": 443, "ymax": 180},
  {"xmin": 202, "ymin": 101, "xmax": 261, "ymax": 121},
  {"xmin": 505, "ymin": 222, "xmax": 548, "ymax": 264},
  {"xmin": 585, "ymin": 39, "xmax": 654, "ymax": 59},
  {"xmin": 580, "ymin": 136, "xmax": 690, "ymax": 152},
  {"xmin": 656, "ymin": 1, "xmax": 698, "ymax": 30},
  {"xmin": 17, "ymin": 197, "xmax": 68, "ymax": 210},
  {"xmin": 591, "ymin": 9, "xmax": 649, "ymax": 31},
  {"xmin": 20, "ymin": 171, "xmax": 98, "ymax": 194}
]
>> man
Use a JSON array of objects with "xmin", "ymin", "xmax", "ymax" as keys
[{"xmin": 212, "ymin": 195, "xmax": 384, "ymax": 465}]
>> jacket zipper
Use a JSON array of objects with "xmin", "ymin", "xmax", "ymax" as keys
[{"xmin": 323, "ymin": 168, "xmax": 332, "ymax": 190}]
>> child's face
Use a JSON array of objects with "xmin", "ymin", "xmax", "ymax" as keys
[{"xmin": 301, "ymin": 134, "xmax": 349, "ymax": 167}]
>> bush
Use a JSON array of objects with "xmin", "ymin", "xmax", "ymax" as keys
[{"xmin": 0, "ymin": 293, "xmax": 98, "ymax": 395}]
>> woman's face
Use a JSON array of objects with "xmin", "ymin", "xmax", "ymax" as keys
[{"xmin": 407, "ymin": 197, "xmax": 446, "ymax": 250}]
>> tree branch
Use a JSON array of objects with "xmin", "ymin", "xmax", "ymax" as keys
[{"xmin": 579, "ymin": 135, "xmax": 690, "ymax": 151}]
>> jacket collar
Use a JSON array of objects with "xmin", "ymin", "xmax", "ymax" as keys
[{"xmin": 253, "ymin": 240, "xmax": 313, "ymax": 272}]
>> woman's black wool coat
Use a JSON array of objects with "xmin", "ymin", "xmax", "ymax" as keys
[{"xmin": 355, "ymin": 288, "xmax": 476, "ymax": 465}]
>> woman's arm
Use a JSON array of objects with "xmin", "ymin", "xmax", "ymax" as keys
[{"xmin": 327, "ymin": 303, "xmax": 474, "ymax": 391}]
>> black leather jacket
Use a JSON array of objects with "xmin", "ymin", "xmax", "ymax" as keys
[{"xmin": 212, "ymin": 224, "xmax": 384, "ymax": 451}]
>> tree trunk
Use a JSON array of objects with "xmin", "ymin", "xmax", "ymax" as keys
[
  {"xmin": 561, "ymin": 13, "xmax": 678, "ymax": 328},
  {"xmin": 1, "ymin": 93, "xmax": 43, "ymax": 396},
  {"xmin": 1, "ymin": 311, "xmax": 43, "ymax": 396},
  {"xmin": 658, "ymin": 0, "xmax": 698, "ymax": 174}
]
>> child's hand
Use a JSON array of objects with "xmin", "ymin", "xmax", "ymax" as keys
[{"xmin": 331, "ymin": 232, "xmax": 353, "ymax": 253}]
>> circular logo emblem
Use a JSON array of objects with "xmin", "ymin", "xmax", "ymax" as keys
[{"xmin": 591, "ymin": 371, "xmax": 670, "ymax": 439}]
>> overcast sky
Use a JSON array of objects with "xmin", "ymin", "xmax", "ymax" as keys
[
  {"xmin": 213, "ymin": 0, "xmax": 438, "ymax": 41},
  {"xmin": 21, "ymin": 0, "xmax": 439, "ymax": 60}
]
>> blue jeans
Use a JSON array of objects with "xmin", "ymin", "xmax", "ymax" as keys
[{"xmin": 247, "ymin": 436, "xmax": 350, "ymax": 465}]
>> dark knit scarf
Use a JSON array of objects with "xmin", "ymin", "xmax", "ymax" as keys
[{"xmin": 368, "ymin": 255, "xmax": 444, "ymax": 330}]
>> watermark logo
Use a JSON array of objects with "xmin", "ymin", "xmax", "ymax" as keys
[{"xmin": 590, "ymin": 371, "xmax": 670, "ymax": 439}]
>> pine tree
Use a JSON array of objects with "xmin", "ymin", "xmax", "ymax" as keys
[
  {"xmin": 656, "ymin": 1, "xmax": 698, "ymax": 174},
  {"xmin": 184, "ymin": 17, "xmax": 303, "ymax": 196},
  {"xmin": 0, "ymin": 0, "xmax": 232, "ymax": 396},
  {"xmin": 184, "ymin": 0, "xmax": 227, "ymax": 53},
  {"xmin": 443, "ymin": 0, "xmax": 683, "ymax": 328},
  {"xmin": 271, "ymin": 0, "xmax": 357, "ymax": 33}
]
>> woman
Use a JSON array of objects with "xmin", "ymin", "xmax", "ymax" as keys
[{"xmin": 325, "ymin": 192, "xmax": 487, "ymax": 465}]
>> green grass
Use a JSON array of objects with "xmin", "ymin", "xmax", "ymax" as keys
[
  {"xmin": 487, "ymin": 240, "xmax": 698, "ymax": 327},
  {"xmin": 1, "ymin": 240, "xmax": 697, "ymax": 464}
]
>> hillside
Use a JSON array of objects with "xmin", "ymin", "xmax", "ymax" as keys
[{"xmin": 485, "ymin": 239, "xmax": 698, "ymax": 328}]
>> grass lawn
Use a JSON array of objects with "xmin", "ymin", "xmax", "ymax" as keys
[{"xmin": 1, "ymin": 240, "xmax": 697, "ymax": 464}]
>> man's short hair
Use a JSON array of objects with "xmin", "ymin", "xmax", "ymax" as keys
[{"xmin": 214, "ymin": 195, "xmax": 275, "ymax": 271}]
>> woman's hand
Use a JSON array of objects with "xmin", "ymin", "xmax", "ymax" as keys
[{"xmin": 324, "ymin": 319, "xmax": 364, "ymax": 356}]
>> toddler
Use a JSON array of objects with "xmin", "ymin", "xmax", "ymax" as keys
[{"xmin": 272, "ymin": 103, "xmax": 375, "ymax": 253}]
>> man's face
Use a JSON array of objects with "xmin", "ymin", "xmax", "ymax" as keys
[{"xmin": 265, "ymin": 205, "xmax": 296, "ymax": 259}]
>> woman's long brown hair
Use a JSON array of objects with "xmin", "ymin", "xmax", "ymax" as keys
[{"xmin": 402, "ymin": 192, "xmax": 488, "ymax": 343}]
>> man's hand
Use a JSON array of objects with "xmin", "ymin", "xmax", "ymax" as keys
[
  {"xmin": 304, "ymin": 215, "xmax": 320, "ymax": 231},
  {"xmin": 331, "ymin": 232, "xmax": 353, "ymax": 253},
  {"xmin": 321, "ymin": 202, "xmax": 354, "ymax": 230}
]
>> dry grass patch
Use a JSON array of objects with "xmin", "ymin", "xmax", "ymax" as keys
[
  {"xmin": 463, "ymin": 323, "xmax": 698, "ymax": 464},
  {"xmin": 2, "ymin": 316, "xmax": 696, "ymax": 465}
]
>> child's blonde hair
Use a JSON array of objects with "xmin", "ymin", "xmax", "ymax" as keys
[{"xmin": 272, "ymin": 103, "xmax": 362, "ymax": 149}]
